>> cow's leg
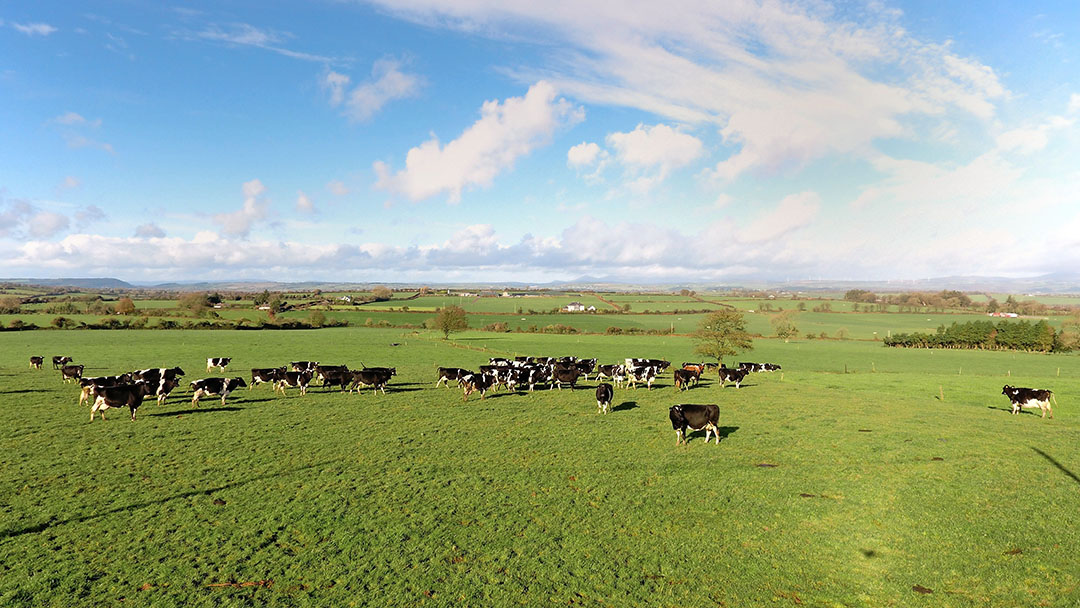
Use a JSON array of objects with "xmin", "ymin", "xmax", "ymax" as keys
[
  {"xmin": 130, "ymin": 406, "xmax": 137, "ymax": 421},
  {"xmin": 703, "ymin": 427, "xmax": 712, "ymax": 443}
]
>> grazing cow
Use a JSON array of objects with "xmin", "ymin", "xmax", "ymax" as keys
[
  {"xmin": 276, "ymin": 371, "xmax": 313, "ymax": 396},
  {"xmin": 673, "ymin": 368, "xmax": 697, "ymax": 391},
  {"xmin": 89, "ymin": 382, "xmax": 154, "ymax": 422},
  {"xmin": 626, "ymin": 358, "xmax": 670, "ymax": 372},
  {"xmin": 626, "ymin": 366, "xmax": 657, "ymax": 390},
  {"xmin": 461, "ymin": 373, "xmax": 496, "ymax": 401},
  {"xmin": 702, "ymin": 362, "xmax": 719, "ymax": 372},
  {"xmin": 131, "ymin": 367, "xmax": 186, "ymax": 403},
  {"xmin": 350, "ymin": 369, "xmax": 393, "ymax": 395},
  {"xmin": 595, "ymin": 383, "xmax": 614, "ymax": 414},
  {"xmin": 596, "ymin": 364, "xmax": 627, "ymax": 388},
  {"xmin": 718, "ymin": 367, "xmax": 748, "ymax": 388},
  {"xmin": 436, "ymin": 367, "xmax": 471, "ymax": 388},
  {"xmin": 290, "ymin": 361, "xmax": 318, "ymax": 372},
  {"xmin": 550, "ymin": 367, "xmax": 580, "ymax": 390},
  {"xmin": 575, "ymin": 358, "xmax": 598, "ymax": 380},
  {"xmin": 206, "ymin": 357, "xmax": 232, "ymax": 372},
  {"xmin": 60, "ymin": 364, "xmax": 85, "ymax": 383},
  {"xmin": 1002, "ymin": 385, "xmax": 1055, "ymax": 419},
  {"xmin": 29, "ymin": 356, "xmax": 44, "ymax": 369},
  {"xmin": 52, "ymin": 356, "xmax": 73, "ymax": 369},
  {"xmin": 250, "ymin": 367, "xmax": 286, "ymax": 389},
  {"xmin": 669, "ymin": 404, "xmax": 722, "ymax": 445},
  {"xmin": 190, "ymin": 377, "xmax": 247, "ymax": 407},
  {"xmin": 739, "ymin": 362, "xmax": 780, "ymax": 373},
  {"xmin": 78, "ymin": 374, "xmax": 134, "ymax": 406}
]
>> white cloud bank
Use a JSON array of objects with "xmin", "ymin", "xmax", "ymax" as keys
[
  {"xmin": 213, "ymin": 179, "xmax": 269, "ymax": 237},
  {"xmin": 374, "ymin": 81, "xmax": 583, "ymax": 203}
]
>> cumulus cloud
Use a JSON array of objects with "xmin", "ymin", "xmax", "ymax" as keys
[
  {"xmin": 12, "ymin": 22, "xmax": 57, "ymax": 36},
  {"xmin": 296, "ymin": 190, "xmax": 315, "ymax": 213},
  {"xmin": 28, "ymin": 211, "xmax": 70, "ymax": 238},
  {"xmin": 567, "ymin": 142, "xmax": 602, "ymax": 168},
  {"xmin": 740, "ymin": 192, "xmax": 821, "ymax": 243},
  {"xmin": 362, "ymin": 1, "xmax": 1007, "ymax": 179},
  {"xmin": 375, "ymin": 81, "xmax": 584, "ymax": 202},
  {"xmin": 1069, "ymin": 94, "xmax": 1080, "ymax": 115},
  {"xmin": 324, "ymin": 59, "xmax": 424, "ymax": 122},
  {"xmin": 75, "ymin": 205, "xmax": 107, "ymax": 224},
  {"xmin": 326, "ymin": 180, "xmax": 350, "ymax": 196},
  {"xmin": 58, "ymin": 176, "xmax": 81, "ymax": 190},
  {"xmin": 134, "ymin": 223, "xmax": 166, "ymax": 238},
  {"xmin": 213, "ymin": 179, "xmax": 269, "ymax": 237}
]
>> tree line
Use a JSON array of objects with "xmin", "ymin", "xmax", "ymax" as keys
[{"xmin": 883, "ymin": 320, "xmax": 1063, "ymax": 352}]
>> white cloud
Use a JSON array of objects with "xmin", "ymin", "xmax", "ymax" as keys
[
  {"xmin": 52, "ymin": 112, "xmax": 100, "ymax": 127},
  {"xmin": 325, "ymin": 59, "xmax": 424, "ymax": 122},
  {"xmin": 58, "ymin": 176, "xmax": 81, "ymax": 190},
  {"xmin": 194, "ymin": 23, "xmax": 333, "ymax": 62},
  {"xmin": 213, "ymin": 179, "xmax": 269, "ymax": 237},
  {"xmin": 607, "ymin": 124, "xmax": 703, "ymax": 171},
  {"xmin": 740, "ymin": 192, "xmax": 821, "ymax": 243},
  {"xmin": 28, "ymin": 211, "xmax": 70, "ymax": 238},
  {"xmin": 75, "ymin": 205, "xmax": 107, "ymax": 224},
  {"xmin": 375, "ymin": 81, "xmax": 584, "ymax": 202},
  {"xmin": 296, "ymin": 190, "xmax": 315, "ymax": 213},
  {"xmin": 567, "ymin": 141, "xmax": 602, "ymax": 168},
  {"xmin": 13, "ymin": 22, "xmax": 57, "ymax": 36},
  {"xmin": 134, "ymin": 223, "xmax": 166, "ymax": 238},
  {"xmin": 363, "ymin": 1, "xmax": 1007, "ymax": 179},
  {"xmin": 326, "ymin": 180, "xmax": 350, "ymax": 196},
  {"xmin": 1069, "ymin": 94, "xmax": 1080, "ymax": 115}
]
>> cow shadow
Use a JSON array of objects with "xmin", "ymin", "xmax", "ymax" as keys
[
  {"xmin": 146, "ymin": 406, "xmax": 243, "ymax": 417},
  {"xmin": 0, "ymin": 389, "xmax": 41, "ymax": 395},
  {"xmin": 1032, "ymin": 447, "xmax": 1080, "ymax": 486},
  {"xmin": 612, "ymin": 401, "xmax": 638, "ymax": 412},
  {"xmin": 386, "ymin": 387, "xmax": 424, "ymax": 393},
  {"xmin": 987, "ymin": 406, "xmax": 1034, "ymax": 415},
  {"xmin": 686, "ymin": 426, "xmax": 739, "ymax": 443},
  {"xmin": 0, "ymin": 459, "xmax": 341, "ymax": 540}
]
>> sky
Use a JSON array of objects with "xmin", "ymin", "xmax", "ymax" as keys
[{"xmin": 2, "ymin": 1, "xmax": 1079, "ymax": 284}]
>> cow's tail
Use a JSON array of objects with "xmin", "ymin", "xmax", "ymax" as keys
[{"xmin": 1051, "ymin": 392, "xmax": 1058, "ymax": 406}]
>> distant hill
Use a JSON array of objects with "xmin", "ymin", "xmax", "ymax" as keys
[{"xmin": 2, "ymin": 278, "xmax": 134, "ymax": 289}]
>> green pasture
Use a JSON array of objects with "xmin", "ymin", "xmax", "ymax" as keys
[{"xmin": 2, "ymin": 328, "xmax": 1080, "ymax": 606}]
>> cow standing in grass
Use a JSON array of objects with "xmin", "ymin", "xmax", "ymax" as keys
[
  {"xmin": 1002, "ymin": 385, "xmax": 1055, "ymax": 419},
  {"xmin": 669, "ymin": 404, "xmax": 721, "ymax": 445},
  {"xmin": 595, "ymin": 383, "xmax": 614, "ymax": 414}
]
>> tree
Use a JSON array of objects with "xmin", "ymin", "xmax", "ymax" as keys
[
  {"xmin": 692, "ymin": 309, "xmax": 753, "ymax": 364},
  {"xmin": 372, "ymin": 285, "xmax": 393, "ymax": 301},
  {"xmin": 771, "ymin": 309, "xmax": 799, "ymax": 343},
  {"xmin": 178, "ymin": 292, "xmax": 210, "ymax": 315},
  {"xmin": 430, "ymin": 305, "xmax": 468, "ymax": 339},
  {"xmin": 253, "ymin": 290, "xmax": 271, "ymax": 306},
  {"xmin": 114, "ymin": 297, "xmax": 136, "ymax": 315},
  {"xmin": 309, "ymin": 310, "xmax": 326, "ymax": 327}
]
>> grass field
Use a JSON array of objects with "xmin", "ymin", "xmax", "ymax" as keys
[{"xmin": 2, "ymin": 328, "xmax": 1080, "ymax": 606}]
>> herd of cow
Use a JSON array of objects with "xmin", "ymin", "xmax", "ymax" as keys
[{"xmin": 29, "ymin": 351, "xmax": 1057, "ymax": 441}]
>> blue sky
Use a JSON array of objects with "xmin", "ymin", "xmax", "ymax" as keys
[{"xmin": 2, "ymin": 1, "xmax": 1079, "ymax": 283}]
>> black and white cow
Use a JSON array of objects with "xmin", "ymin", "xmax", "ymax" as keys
[
  {"xmin": 626, "ymin": 358, "xmax": 671, "ymax": 372},
  {"xmin": 89, "ymin": 382, "xmax": 154, "ymax": 422},
  {"xmin": 461, "ymin": 373, "xmax": 496, "ymax": 401},
  {"xmin": 131, "ymin": 367, "xmax": 186, "ymax": 403},
  {"xmin": 595, "ymin": 383, "xmax": 614, "ymax": 414},
  {"xmin": 206, "ymin": 357, "xmax": 232, "ymax": 372},
  {"xmin": 53, "ymin": 355, "xmax": 73, "ymax": 369},
  {"xmin": 191, "ymin": 377, "xmax": 247, "ymax": 407},
  {"xmin": 575, "ymin": 358, "xmax": 598, "ymax": 380},
  {"xmin": 718, "ymin": 367, "xmax": 748, "ymax": 388},
  {"xmin": 314, "ymin": 364, "xmax": 349, "ymax": 385},
  {"xmin": 669, "ymin": 404, "xmax": 721, "ymax": 445},
  {"xmin": 626, "ymin": 366, "xmax": 657, "ymax": 390},
  {"xmin": 673, "ymin": 368, "xmax": 697, "ymax": 391},
  {"xmin": 250, "ymin": 367, "xmax": 286, "ymax": 389},
  {"xmin": 350, "ymin": 369, "xmax": 393, "ymax": 395},
  {"xmin": 29, "ymin": 356, "xmax": 44, "ymax": 369},
  {"xmin": 78, "ymin": 374, "xmax": 134, "ymax": 406},
  {"xmin": 739, "ymin": 362, "xmax": 781, "ymax": 373},
  {"xmin": 1002, "ymin": 385, "xmax": 1055, "ymax": 419},
  {"xmin": 275, "ymin": 371, "xmax": 313, "ymax": 396},
  {"xmin": 290, "ymin": 361, "xmax": 318, "ymax": 372},
  {"xmin": 60, "ymin": 364, "xmax": 84, "ymax": 383},
  {"xmin": 436, "ymin": 367, "xmax": 471, "ymax": 388}
]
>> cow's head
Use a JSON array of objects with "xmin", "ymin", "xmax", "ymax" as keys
[{"xmin": 1002, "ymin": 385, "xmax": 1013, "ymax": 395}]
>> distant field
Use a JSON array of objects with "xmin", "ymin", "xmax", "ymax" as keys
[{"xmin": 2, "ymin": 328, "xmax": 1079, "ymax": 606}]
